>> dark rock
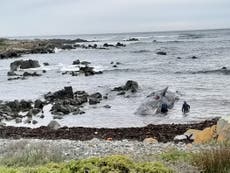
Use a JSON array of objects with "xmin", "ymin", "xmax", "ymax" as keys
[
  {"xmin": 113, "ymin": 80, "xmax": 139, "ymax": 93},
  {"xmin": 34, "ymin": 99, "xmax": 43, "ymax": 109},
  {"xmin": 20, "ymin": 100, "xmax": 33, "ymax": 111},
  {"xmin": 10, "ymin": 59, "xmax": 40, "ymax": 71},
  {"xmin": 51, "ymin": 100, "xmax": 80, "ymax": 115},
  {"xmin": 53, "ymin": 115, "xmax": 64, "ymax": 119},
  {"xmin": 31, "ymin": 108, "xmax": 40, "ymax": 115},
  {"xmin": 51, "ymin": 102, "xmax": 72, "ymax": 114},
  {"xmin": 79, "ymin": 66, "xmax": 95, "ymax": 76},
  {"xmin": 8, "ymin": 77, "xmax": 23, "ymax": 81},
  {"xmin": 6, "ymin": 100, "xmax": 20, "ymax": 112},
  {"xmin": 24, "ymin": 118, "xmax": 32, "ymax": 124},
  {"xmin": 177, "ymin": 57, "xmax": 182, "ymax": 59},
  {"xmin": 104, "ymin": 105, "xmax": 111, "ymax": 109},
  {"xmin": 45, "ymin": 86, "xmax": 74, "ymax": 101},
  {"xmin": 103, "ymin": 43, "xmax": 114, "ymax": 47},
  {"xmin": 72, "ymin": 59, "xmax": 80, "ymax": 65},
  {"xmin": 40, "ymin": 114, "xmax": 45, "ymax": 119},
  {"xmin": 43, "ymin": 62, "xmax": 49, "ymax": 66},
  {"xmin": 156, "ymin": 51, "xmax": 167, "ymax": 55},
  {"xmin": 42, "ymin": 70, "xmax": 46, "ymax": 73},
  {"xmin": 15, "ymin": 117, "xmax": 22, "ymax": 124},
  {"xmin": 26, "ymin": 110, "xmax": 33, "ymax": 118},
  {"xmin": 126, "ymin": 38, "xmax": 139, "ymax": 41},
  {"xmin": 124, "ymin": 80, "xmax": 139, "ymax": 92},
  {"xmin": 191, "ymin": 56, "xmax": 198, "ymax": 59},
  {"xmin": 92, "ymin": 44, "xmax": 97, "ymax": 49},
  {"xmin": 32, "ymin": 120, "xmax": 38, "ymax": 125},
  {"xmin": 79, "ymin": 111, "xmax": 85, "ymax": 114},
  {"xmin": 88, "ymin": 92, "xmax": 102, "ymax": 105},
  {"xmin": 222, "ymin": 67, "xmax": 227, "ymax": 70},
  {"xmin": 74, "ymin": 91, "xmax": 89, "ymax": 105},
  {"xmin": 23, "ymin": 72, "xmax": 41, "ymax": 77},
  {"xmin": 73, "ymin": 38, "xmax": 89, "ymax": 43},
  {"xmin": 7, "ymin": 71, "xmax": 17, "ymax": 76},
  {"xmin": 117, "ymin": 91, "xmax": 126, "ymax": 95},
  {"xmin": 89, "ymin": 98, "xmax": 100, "ymax": 105},
  {"xmin": 80, "ymin": 61, "xmax": 91, "ymax": 66},
  {"xmin": 116, "ymin": 42, "xmax": 126, "ymax": 47},
  {"xmin": 60, "ymin": 44, "xmax": 74, "ymax": 50},
  {"xmin": 113, "ymin": 65, "xmax": 117, "ymax": 68},
  {"xmin": 89, "ymin": 92, "xmax": 102, "ymax": 99}
]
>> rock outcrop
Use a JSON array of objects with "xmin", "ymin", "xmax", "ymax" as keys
[
  {"xmin": 112, "ymin": 80, "xmax": 139, "ymax": 93},
  {"xmin": 10, "ymin": 59, "xmax": 40, "ymax": 71}
]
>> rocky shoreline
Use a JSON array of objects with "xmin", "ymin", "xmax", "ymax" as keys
[
  {"xmin": 0, "ymin": 118, "xmax": 218, "ymax": 142},
  {"xmin": 0, "ymin": 38, "xmax": 126, "ymax": 59}
]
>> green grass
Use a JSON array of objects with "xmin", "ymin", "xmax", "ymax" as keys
[
  {"xmin": 160, "ymin": 149, "xmax": 192, "ymax": 163},
  {"xmin": 0, "ymin": 141, "xmax": 65, "ymax": 167},
  {"xmin": 0, "ymin": 155, "xmax": 173, "ymax": 173},
  {"xmin": 192, "ymin": 146, "xmax": 230, "ymax": 173}
]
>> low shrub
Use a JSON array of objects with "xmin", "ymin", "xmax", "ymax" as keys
[
  {"xmin": 192, "ymin": 146, "xmax": 230, "ymax": 173},
  {"xmin": 0, "ymin": 155, "xmax": 173, "ymax": 173},
  {"xmin": 160, "ymin": 149, "xmax": 191, "ymax": 163}
]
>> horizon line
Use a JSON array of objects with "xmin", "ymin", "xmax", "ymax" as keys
[{"xmin": 4, "ymin": 27, "xmax": 230, "ymax": 39}]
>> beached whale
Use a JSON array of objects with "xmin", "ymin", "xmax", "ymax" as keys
[{"xmin": 135, "ymin": 87, "xmax": 179, "ymax": 115}]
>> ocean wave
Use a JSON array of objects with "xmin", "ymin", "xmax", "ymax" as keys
[
  {"xmin": 154, "ymin": 40, "xmax": 187, "ymax": 43},
  {"xmin": 103, "ymin": 68, "xmax": 136, "ymax": 73},
  {"xmin": 193, "ymin": 68, "xmax": 230, "ymax": 75},
  {"xmin": 178, "ymin": 33, "xmax": 204, "ymax": 39},
  {"xmin": 131, "ymin": 50, "xmax": 151, "ymax": 53},
  {"xmin": 176, "ymin": 68, "xmax": 230, "ymax": 75}
]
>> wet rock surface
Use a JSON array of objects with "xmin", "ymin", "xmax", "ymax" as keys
[
  {"xmin": 156, "ymin": 51, "xmax": 167, "ymax": 55},
  {"xmin": 10, "ymin": 59, "xmax": 40, "ymax": 71},
  {"xmin": 112, "ymin": 80, "xmax": 139, "ymax": 93}
]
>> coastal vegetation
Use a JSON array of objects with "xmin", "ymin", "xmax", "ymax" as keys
[{"xmin": 0, "ymin": 155, "xmax": 173, "ymax": 173}]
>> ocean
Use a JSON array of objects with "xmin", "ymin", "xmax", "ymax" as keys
[{"xmin": 1, "ymin": 29, "xmax": 230, "ymax": 127}]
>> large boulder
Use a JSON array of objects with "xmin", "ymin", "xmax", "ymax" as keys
[
  {"xmin": 113, "ymin": 80, "xmax": 139, "ymax": 93},
  {"xmin": 216, "ymin": 119, "xmax": 230, "ymax": 142},
  {"xmin": 10, "ymin": 59, "xmax": 40, "ymax": 71},
  {"xmin": 184, "ymin": 125, "xmax": 217, "ymax": 144},
  {"xmin": 51, "ymin": 100, "xmax": 80, "ymax": 115},
  {"xmin": 47, "ymin": 120, "xmax": 61, "ymax": 130},
  {"xmin": 45, "ymin": 86, "xmax": 74, "ymax": 101},
  {"xmin": 88, "ymin": 92, "xmax": 102, "ymax": 105}
]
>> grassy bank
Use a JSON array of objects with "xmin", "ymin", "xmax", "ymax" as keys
[
  {"xmin": 0, "ymin": 139, "xmax": 230, "ymax": 173},
  {"xmin": 0, "ymin": 155, "xmax": 173, "ymax": 173}
]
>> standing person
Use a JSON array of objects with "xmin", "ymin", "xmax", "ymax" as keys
[
  {"xmin": 182, "ymin": 101, "xmax": 190, "ymax": 114},
  {"xmin": 39, "ymin": 102, "xmax": 44, "ymax": 114},
  {"xmin": 161, "ymin": 103, "xmax": 168, "ymax": 114}
]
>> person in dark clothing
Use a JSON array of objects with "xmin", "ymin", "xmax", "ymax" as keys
[
  {"xmin": 182, "ymin": 101, "xmax": 190, "ymax": 114},
  {"xmin": 161, "ymin": 103, "xmax": 168, "ymax": 113},
  {"xmin": 39, "ymin": 102, "xmax": 44, "ymax": 114}
]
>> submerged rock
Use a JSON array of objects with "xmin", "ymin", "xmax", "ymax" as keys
[
  {"xmin": 156, "ymin": 51, "xmax": 167, "ymax": 55},
  {"xmin": 72, "ymin": 59, "xmax": 80, "ymax": 65},
  {"xmin": 126, "ymin": 38, "xmax": 139, "ymax": 41},
  {"xmin": 23, "ymin": 72, "xmax": 41, "ymax": 77}
]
